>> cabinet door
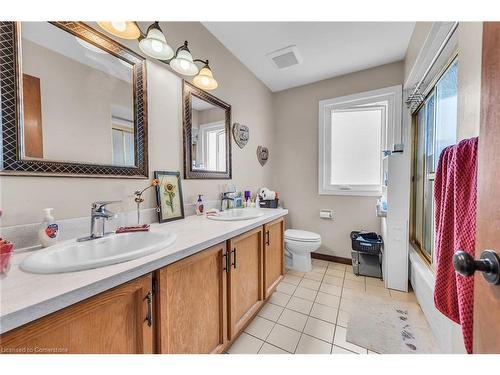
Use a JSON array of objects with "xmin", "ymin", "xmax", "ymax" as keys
[
  {"xmin": 264, "ymin": 218, "xmax": 285, "ymax": 298},
  {"xmin": 227, "ymin": 227, "xmax": 264, "ymax": 340},
  {"xmin": 0, "ymin": 274, "xmax": 153, "ymax": 354},
  {"xmin": 156, "ymin": 243, "xmax": 228, "ymax": 354}
]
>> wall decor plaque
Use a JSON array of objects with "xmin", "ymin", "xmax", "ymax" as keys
[
  {"xmin": 257, "ymin": 146, "xmax": 269, "ymax": 166},
  {"xmin": 232, "ymin": 122, "xmax": 249, "ymax": 149}
]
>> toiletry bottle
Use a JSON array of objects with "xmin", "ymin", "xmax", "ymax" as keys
[
  {"xmin": 38, "ymin": 208, "xmax": 59, "ymax": 247},
  {"xmin": 196, "ymin": 195, "xmax": 204, "ymax": 216},
  {"xmin": 255, "ymin": 194, "xmax": 260, "ymax": 208}
]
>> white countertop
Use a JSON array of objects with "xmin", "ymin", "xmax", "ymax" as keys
[{"xmin": 0, "ymin": 208, "xmax": 288, "ymax": 334}]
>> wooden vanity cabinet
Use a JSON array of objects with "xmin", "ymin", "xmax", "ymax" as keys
[
  {"xmin": 263, "ymin": 218, "xmax": 285, "ymax": 298},
  {"xmin": 155, "ymin": 242, "xmax": 228, "ymax": 354},
  {"xmin": 0, "ymin": 217, "xmax": 285, "ymax": 354},
  {"xmin": 227, "ymin": 227, "xmax": 265, "ymax": 340},
  {"xmin": 0, "ymin": 274, "xmax": 154, "ymax": 354}
]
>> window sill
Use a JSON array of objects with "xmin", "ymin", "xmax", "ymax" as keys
[{"xmin": 318, "ymin": 189, "xmax": 382, "ymax": 197}]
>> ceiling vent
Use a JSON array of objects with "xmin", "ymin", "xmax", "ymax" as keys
[{"xmin": 266, "ymin": 45, "xmax": 302, "ymax": 69}]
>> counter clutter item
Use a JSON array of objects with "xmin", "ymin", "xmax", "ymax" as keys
[
  {"xmin": 134, "ymin": 179, "xmax": 161, "ymax": 225},
  {"xmin": 0, "ymin": 208, "xmax": 287, "ymax": 334},
  {"xmin": 116, "ymin": 224, "xmax": 150, "ymax": 234},
  {"xmin": 38, "ymin": 208, "xmax": 59, "ymax": 248},
  {"xmin": 154, "ymin": 171, "xmax": 185, "ymax": 223},
  {"xmin": 206, "ymin": 208, "xmax": 220, "ymax": 216},
  {"xmin": 195, "ymin": 194, "xmax": 204, "ymax": 215},
  {"xmin": 0, "ymin": 239, "xmax": 14, "ymax": 276}
]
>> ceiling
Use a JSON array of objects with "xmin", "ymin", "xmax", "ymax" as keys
[{"xmin": 202, "ymin": 22, "xmax": 415, "ymax": 92}]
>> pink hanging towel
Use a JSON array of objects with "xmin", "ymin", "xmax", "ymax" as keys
[{"xmin": 433, "ymin": 137, "xmax": 478, "ymax": 354}]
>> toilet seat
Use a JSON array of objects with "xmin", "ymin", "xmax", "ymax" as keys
[{"xmin": 285, "ymin": 229, "xmax": 321, "ymax": 243}]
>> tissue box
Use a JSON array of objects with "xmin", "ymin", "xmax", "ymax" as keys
[{"xmin": 259, "ymin": 198, "xmax": 279, "ymax": 209}]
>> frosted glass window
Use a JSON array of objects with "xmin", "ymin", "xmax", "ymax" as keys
[
  {"xmin": 330, "ymin": 109, "xmax": 382, "ymax": 186},
  {"xmin": 318, "ymin": 85, "xmax": 399, "ymax": 196}
]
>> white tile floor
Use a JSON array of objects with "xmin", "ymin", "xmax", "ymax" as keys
[{"xmin": 227, "ymin": 259, "xmax": 422, "ymax": 354}]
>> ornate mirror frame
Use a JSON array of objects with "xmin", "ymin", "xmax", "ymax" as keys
[
  {"xmin": 183, "ymin": 81, "xmax": 232, "ymax": 179},
  {"xmin": 0, "ymin": 21, "xmax": 149, "ymax": 178}
]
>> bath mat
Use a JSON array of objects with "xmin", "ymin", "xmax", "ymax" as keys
[{"xmin": 346, "ymin": 295, "xmax": 440, "ymax": 354}]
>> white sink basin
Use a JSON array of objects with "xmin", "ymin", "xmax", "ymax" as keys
[
  {"xmin": 21, "ymin": 231, "xmax": 176, "ymax": 274},
  {"xmin": 207, "ymin": 208, "xmax": 265, "ymax": 221}
]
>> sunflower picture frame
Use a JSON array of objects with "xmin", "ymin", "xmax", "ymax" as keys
[{"xmin": 154, "ymin": 171, "xmax": 185, "ymax": 223}]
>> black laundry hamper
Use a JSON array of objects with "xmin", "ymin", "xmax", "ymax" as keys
[{"xmin": 350, "ymin": 231, "xmax": 383, "ymax": 278}]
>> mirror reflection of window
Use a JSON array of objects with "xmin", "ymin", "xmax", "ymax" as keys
[
  {"xmin": 111, "ymin": 105, "xmax": 135, "ymax": 166},
  {"xmin": 112, "ymin": 127, "xmax": 135, "ymax": 166},
  {"xmin": 191, "ymin": 96, "xmax": 226, "ymax": 172}
]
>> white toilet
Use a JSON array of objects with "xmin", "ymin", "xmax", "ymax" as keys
[{"xmin": 284, "ymin": 229, "xmax": 322, "ymax": 272}]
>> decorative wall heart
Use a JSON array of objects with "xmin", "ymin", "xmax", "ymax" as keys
[
  {"xmin": 257, "ymin": 146, "xmax": 269, "ymax": 166},
  {"xmin": 232, "ymin": 122, "xmax": 249, "ymax": 149}
]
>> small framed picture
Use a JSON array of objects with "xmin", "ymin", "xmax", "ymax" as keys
[{"xmin": 154, "ymin": 171, "xmax": 185, "ymax": 223}]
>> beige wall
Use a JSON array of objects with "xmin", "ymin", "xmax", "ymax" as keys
[
  {"xmin": 273, "ymin": 61, "xmax": 405, "ymax": 258},
  {"xmin": 197, "ymin": 107, "xmax": 225, "ymax": 125},
  {"xmin": 1, "ymin": 22, "xmax": 275, "ymax": 227},
  {"xmin": 457, "ymin": 22, "xmax": 483, "ymax": 141},
  {"xmin": 22, "ymin": 39, "xmax": 132, "ymax": 164}
]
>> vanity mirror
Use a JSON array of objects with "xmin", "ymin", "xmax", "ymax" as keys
[
  {"xmin": 183, "ymin": 81, "xmax": 231, "ymax": 179},
  {"xmin": 0, "ymin": 22, "xmax": 148, "ymax": 177}
]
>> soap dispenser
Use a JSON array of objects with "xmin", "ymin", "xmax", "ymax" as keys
[
  {"xmin": 196, "ymin": 195, "xmax": 204, "ymax": 216},
  {"xmin": 38, "ymin": 208, "xmax": 59, "ymax": 247}
]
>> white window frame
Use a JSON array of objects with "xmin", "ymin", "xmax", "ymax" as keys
[{"xmin": 318, "ymin": 85, "xmax": 402, "ymax": 196}]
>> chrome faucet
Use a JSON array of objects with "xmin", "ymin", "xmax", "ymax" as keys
[
  {"xmin": 220, "ymin": 192, "xmax": 234, "ymax": 211},
  {"xmin": 77, "ymin": 201, "xmax": 120, "ymax": 242}
]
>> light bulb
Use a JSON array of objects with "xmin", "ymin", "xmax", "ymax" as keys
[
  {"xmin": 192, "ymin": 65, "xmax": 218, "ymax": 90},
  {"xmin": 180, "ymin": 60, "xmax": 190, "ymax": 70},
  {"xmin": 111, "ymin": 22, "xmax": 126, "ymax": 32},
  {"xmin": 151, "ymin": 40, "xmax": 163, "ymax": 53},
  {"xmin": 97, "ymin": 21, "xmax": 141, "ymax": 40}
]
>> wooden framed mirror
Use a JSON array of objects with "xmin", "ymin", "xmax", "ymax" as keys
[
  {"xmin": 0, "ymin": 21, "xmax": 148, "ymax": 178},
  {"xmin": 183, "ymin": 81, "xmax": 231, "ymax": 179}
]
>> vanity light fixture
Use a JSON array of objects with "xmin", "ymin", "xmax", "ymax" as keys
[
  {"xmin": 192, "ymin": 60, "xmax": 218, "ymax": 90},
  {"xmin": 169, "ymin": 41, "xmax": 199, "ymax": 76},
  {"xmin": 96, "ymin": 21, "xmax": 141, "ymax": 40},
  {"xmin": 139, "ymin": 22, "xmax": 174, "ymax": 60},
  {"xmin": 97, "ymin": 21, "xmax": 218, "ymax": 87}
]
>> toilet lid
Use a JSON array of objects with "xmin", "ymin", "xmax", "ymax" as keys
[{"xmin": 285, "ymin": 229, "xmax": 321, "ymax": 242}]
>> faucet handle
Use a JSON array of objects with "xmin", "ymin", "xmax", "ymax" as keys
[{"xmin": 92, "ymin": 200, "xmax": 122, "ymax": 210}]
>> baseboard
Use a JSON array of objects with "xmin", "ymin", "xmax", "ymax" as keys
[{"xmin": 311, "ymin": 252, "xmax": 351, "ymax": 265}]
